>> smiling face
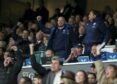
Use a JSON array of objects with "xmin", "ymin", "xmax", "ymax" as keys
[
  {"xmin": 105, "ymin": 65, "xmax": 117, "ymax": 79},
  {"xmin": 75, "ymin": 71, "xmax": 85, "ymax": 83},
  {"xmin": 57, "ymin": 17, "xmax": 65, "ymax": 27},
  {"xmin": 88, "ymin": 11, "xmax": 96, "ymax": 22}
]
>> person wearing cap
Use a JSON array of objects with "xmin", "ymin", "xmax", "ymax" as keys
[
  {"xmin": 65, "ymin": 44, "xmax": 84, "ymax": 63},
  {"xmin": 60, "ymin": 70, "xmax": 76, "ymax": 84},
  {"xmin": 36, "ymin": 15, "xmax": 78, "ymax": 60},
  {"xmin": 29, "ymin": 44, "xmax": 64, "ymax": 84}
]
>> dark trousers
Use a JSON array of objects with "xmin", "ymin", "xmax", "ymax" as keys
[
  {"xmin": 55, "ymin": 50, "xmax": 70, "ymax": 61},
  {"xmin": 84, "ymin": 43, "xmax": 93, "ymax": 55}
]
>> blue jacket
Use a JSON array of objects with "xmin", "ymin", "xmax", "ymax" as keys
[
  {"xmin": 83, "ymin": 17, "xmax": 110, "ymax": 44},
  {"xmin": 38, "ymin": 22, "xmax": 78, "ymax": 55}
]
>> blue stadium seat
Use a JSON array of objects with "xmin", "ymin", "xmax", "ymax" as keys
[
  {"xmin": 25, "ymin": 58, "xmax": 31, "ymax": 66},
  {"xmin": 77, "ymin": 56, "xmax": 90, "ymax": 62},
  {"xmin": 101, "ymin": 52, "xmax": 107, "ymax": 60},
  {"xmin": 106, "ymin": 52, "xmax": 117, "ymax": 60}
]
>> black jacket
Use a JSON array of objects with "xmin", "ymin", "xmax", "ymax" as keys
[{"xmin": 0, "ymin": 50, "xmax": 23, "ymax": 84}]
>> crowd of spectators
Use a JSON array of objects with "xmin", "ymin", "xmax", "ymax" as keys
[{"xmin": 0, "ymin": 2, "xmax": 117, "ymax": 84}]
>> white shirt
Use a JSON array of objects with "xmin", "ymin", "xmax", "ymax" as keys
[{"xmin": 53, "ymin": 70, "xmax": 62, "ymax": 84}]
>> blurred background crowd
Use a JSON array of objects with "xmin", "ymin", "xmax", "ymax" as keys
[{"xmin": 0, "ymin": 0, "xmax": 117, "ymax": 84}]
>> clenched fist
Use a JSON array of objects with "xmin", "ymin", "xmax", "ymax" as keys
[{"xmin": 36, "ymin": 16, "xmax": 42, "ymax": 21}]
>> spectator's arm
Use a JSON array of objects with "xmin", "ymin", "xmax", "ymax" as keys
[
  {"xmin": 30, "ymin": 54, "xmax": 48, "ymax": 76},
  {"xmin": 11, "ymin": 46, "xmax": 24, "ymax": 76},
  {"xmin": 12, "ymin": 24, "xmax": 18, "ymax": 40},
  {"xmin": 37, "ymin": 21, "xmax": 51, "ymax": 34},
  {"xmin": 93, "ymin": 48, "xmax": 107, "ymax": 84},
  {"xmin": 65, "ymin": 54, "xmax": 72, "ymax": 63},
  {"xmin": 29, "ymin": 44, "xmax": 48, "ymax": 76},
  {"xmin": 94, "ymin": 60, "xmax": 107, "ymax": 84},
  {"xmin": 37, "ymin": 16, "xmax": 51, "ymax": 34},
  {"xmin": 65, "ymin": 48, "xmax": 76, "ymax": 62}
]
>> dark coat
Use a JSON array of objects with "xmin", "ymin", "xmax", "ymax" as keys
[
  {"xmin": 83, "ymin": 17, "xmax": 110, "ymax": 44},
  {"xmin": 0, "ymin": 50, "xmax": 23, "ymax": 84},
  {"xmin": 38, "ymin": 22, "xmax": 78, "ymax": 58}
]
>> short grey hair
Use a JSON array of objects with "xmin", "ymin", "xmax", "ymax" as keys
[{"xmin": 51, "ymin": 56, "xmax": 64, "ymax": 65}]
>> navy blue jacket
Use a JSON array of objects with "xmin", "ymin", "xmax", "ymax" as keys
[
  {"xmin": 83, "ymin": 17, "xmax": 110, "ymax": 44},
  {"xmin": 38, "ymin": 22, "xmax": 78, "ymax": 55}
]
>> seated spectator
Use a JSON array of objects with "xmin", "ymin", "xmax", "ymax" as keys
[
  {"xmin": 60, "ymin": 70, "xmax": 76, "ymax": 84},
  {"xmin": 75, "ymin": 70, "xmax": 89, "ymax": 84},
  {"xmin": 33, "ymin": 73, "xmax": 42, "ymax": 84},
  {"xmin": 65, "ymin": 44, "xmax": 83, "ymax": 63},
  {"xmin": 90, "ymin": 44, "xmax": 101, "ymax": 61},
  {"xmin": 45, "ymin": 49, "xmax": 54, "ymax": 57},
  {"xmin": 19, "ymin": 76, "xmax": 32, "ymax": 84},
  {"xmin": 41, "ymin": 49, "xmax": 54, "ymax": 64},
  {"xmin": 87, "ymin": 72, "xmax": 97, "ymax": 84}
]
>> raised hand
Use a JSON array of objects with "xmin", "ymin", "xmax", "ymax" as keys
[
  {"xmin": 10, "ymin": 45, "xmax": 18, "ymax": 52},
  {"xmin": 29, "ymin": 43, "xmax": 35, "ymax": 55},
  {"xmin": 36, "ymin": 16, "xmax": 42, "ymax": 22}
]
